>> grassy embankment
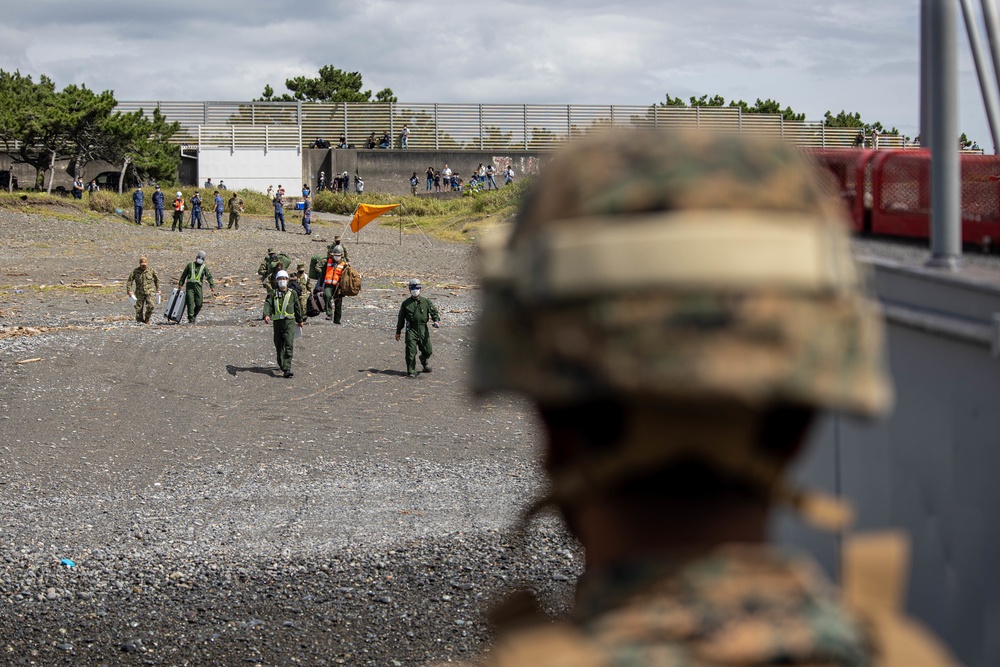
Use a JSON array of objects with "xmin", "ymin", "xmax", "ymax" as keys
[{"xmin": 0, "ymin": 180, "xmax": 529, "ymax": 243}]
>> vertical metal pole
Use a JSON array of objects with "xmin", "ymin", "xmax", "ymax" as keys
[
  {"xmin": 928, "ymin": 0, "xmax": 963, "ymax": 268},
  {"xmin": 434, "ymin": 104, "xmax": 439, "ymax": 150},
  {"xmin": 479, "ymin": 104, "xmax": 484, "ymax": 149},
  {"xmin": 980, "ymin": 0, "xmax": 1000, "ymax": 133},
  {"xmin": 921, "ymin": 0, "xmax": 934, "ymax": 146},
  {"xmin": 961, "ymin": 0, "xmax": 1000, "ymax": 152}
]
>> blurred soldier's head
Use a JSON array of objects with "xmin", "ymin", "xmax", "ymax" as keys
[
  {"xmin": 196, "ymin": 250, "xmax": 206, "ymax": 265},
  {"xmin": 332, "ymin": 246, "xmax": 344, "ymax": 262},
  {"xmin": 473, "ymin": 129, "xmax": 892, "ymax": 547},
  {"xmin": 139, "ymin": 256, "xmax": 148, "ymax": 270},
  {"xmin": 408, "ymin": 278, "xmax": 421, "ymax": 298}
]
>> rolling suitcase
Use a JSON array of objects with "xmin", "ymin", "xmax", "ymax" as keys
[{"xmin": 164, "ymin": 287, "xmax": 186, "ymax": 323}]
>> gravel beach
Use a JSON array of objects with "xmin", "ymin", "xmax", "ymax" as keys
[
  {"xmin": 3, "ymin": 203, "xmax": 998, "ymax": 666},
  {"xmin": 0, "ymin": 207, "xmax": 580, "ymax": 666}
]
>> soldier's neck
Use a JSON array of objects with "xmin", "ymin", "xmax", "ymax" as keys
[{"xmin": 572, "ymin": 492, "xmax": 769, "ymax": 571}]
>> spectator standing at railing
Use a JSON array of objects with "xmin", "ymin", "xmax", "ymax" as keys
[
  {"xmin": 871, "ymin": 127, "xmax": 880, "ymax": 150},
  {"xmin": 486, "ymin": 164, "xmax": 498, "ymax": 190},
  {"xmin": 400, "ymin": 124, "xmax": 410, "ymax": 149},
  {"xmin": 434, "ymin": 170, "xmax": 442, "ymax": 193},
  {"xmin": 426, "ymin": 166, "xmax": 434, "ymax": 191},
  {"xmin": 442, "ymin": 163, "xmax": 452, "ymax": 185},
  {"xmin": 853, "ymin": 130, "xmax": 865, "ymax": 148},
  {"xmin": 318, "ymin": 171, "xmax": 327, "ymax": 192},
  {"xmin": 410, "ymin": 172, "xmax": 419, "ymax": 196}
]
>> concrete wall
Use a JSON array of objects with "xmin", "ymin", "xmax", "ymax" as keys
[
  {"xmin": 774, "ymin": 259, "xmax": 1000, "ymax": 667},
  {"xmin": 303, "ymin": 148, "xmax": 546, "ymax": 195},
  {"xmin": 197, "ymin": 148, "xmax": 301, "ymax": 193},
  {"xmin": 2, "ymin": 148, "xmax": 546, "ymax": 195},
  {"xmin": 0, "ymin": 154, "xmax": 118, "ymax": 192}
]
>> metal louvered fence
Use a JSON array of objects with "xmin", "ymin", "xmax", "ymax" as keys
[{"xmin": 114, "ymin": 101, "xmax": 904, "ymax": 152}]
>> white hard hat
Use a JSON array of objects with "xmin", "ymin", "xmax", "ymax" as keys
[
  {"xmin": 275, "ymin": 270, "xmax": 289, "ymax": 280},
  {"xmin": 176, "ymin": 191, "xmax": 182, "ymax": 197}
]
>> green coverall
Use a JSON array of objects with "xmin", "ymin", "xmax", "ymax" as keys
[
  {"xmin": 264, "ymin": 288, "xmax": 304, "ymax": 373},
  {"xmin": 178, "ymin": 261, "xmax": 214, "ymax": 323},
  {"xmin": 396, "ymin": 296, "xmax": 440, "ymax": 375}
]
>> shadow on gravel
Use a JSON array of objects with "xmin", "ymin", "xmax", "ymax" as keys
[
  {"xmin": 365, "ymin": 367, "xmax": 409, "ymax": 377},
  {"xmin": 226, "ymin": 364, "xmax": 280, "ymax": 377}
]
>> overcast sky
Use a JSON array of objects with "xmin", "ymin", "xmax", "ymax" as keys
[{"xmin": 2, "ymin": 1, "xmax": 997, "ymax": 149}]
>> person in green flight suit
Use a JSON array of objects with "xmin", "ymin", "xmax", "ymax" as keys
[
  {"xmin": 263, "ymin": 270, "xmax": 304, "ymax": 378},
  {"xmin": 177, "ymin": 250, "xmax": 215, "ymax": 324},
  {"xmin": 395, "ymin": 278, "xmax": 441, "ymax": 378}
]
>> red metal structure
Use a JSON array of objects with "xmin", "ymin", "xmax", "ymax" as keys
[
  {"xmin": 803, "ymin": 149, "xmax": 874, "ymax": 231},
  {"xmin": 804, "ymin": 148, "xmax": 1000, "ymax": 247}
]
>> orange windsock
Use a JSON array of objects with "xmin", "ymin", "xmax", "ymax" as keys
[{"xmin": 350, "ymin": 203, "xmax": 400, "ymax": 232}]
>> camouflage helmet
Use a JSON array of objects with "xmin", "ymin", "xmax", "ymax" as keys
[
  {"xmin": 473, "ymin": 129, "xmax": 891, "ymax": 418},
  {"xmin": 332, "ymin": 245, "xmax": 344, "ymax": 257}
]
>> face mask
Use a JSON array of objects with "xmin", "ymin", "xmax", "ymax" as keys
[
  {"xmin": 333, "ymin": 255, "xmax": 342, "ymax": 262},
  {"xmin": 195, "ymin": 258, "xmax": 204, "ymax": 265},
  {"xmin": 277, "ymin": 279, "xmax": 288, "ymax": 289},
  {"xmin": 410, "ymin": 289, "xmax": 420, "ymax": 298}
]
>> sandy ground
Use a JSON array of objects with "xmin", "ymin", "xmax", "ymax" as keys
[{"xmin": 0, "ymin": 208, "xmax": 579, "ymax": 666}]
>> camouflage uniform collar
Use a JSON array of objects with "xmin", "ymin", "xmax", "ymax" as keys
[{"xmin": 572, "ymin": 545, "xmax": 871, "ymax": 665}]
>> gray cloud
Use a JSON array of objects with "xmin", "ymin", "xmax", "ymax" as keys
[{"xmin": 1, "ymin": 0, "xmax": 993, "ymax": 146}]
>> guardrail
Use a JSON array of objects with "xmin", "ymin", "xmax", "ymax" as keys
[{"xmin": 115, "ymin": 101, "xmax": 912, "ymax": 151}]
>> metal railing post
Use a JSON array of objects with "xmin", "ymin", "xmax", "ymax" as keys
[
  {"xmin": 523, "ymin": 105, "xmax": 528, "ymax": 149},
  {"xmin": 479, "ymin": 104, "xmax": 484, "ymax": 149},
  {"xmin": 434, "ymin": 104, "xmax": 439, "ymax": 150},
  {"xmin": 389, "ymin": 102, "xmax": 395, "ymax": 149}
]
